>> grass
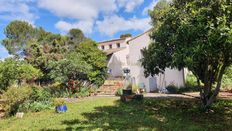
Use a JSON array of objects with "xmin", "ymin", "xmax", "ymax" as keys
[{"xmin": 0, "ymin": 97, "xmax": 232, "ymax": 131}]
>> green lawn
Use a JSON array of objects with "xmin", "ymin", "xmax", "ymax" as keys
[{"xmin": 0, "ymin": 97, "xmax": 232, "ymax": 131}]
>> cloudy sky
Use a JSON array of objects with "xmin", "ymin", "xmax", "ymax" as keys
[{"xmin": 0, "ymin": 0, "xmax": 158, "ymax": 58}]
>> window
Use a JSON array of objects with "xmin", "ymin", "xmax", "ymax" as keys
[
  {"xmin": 101, "ymin": 45, "xmax": 105, "ymax": 50},
  {"xmin": 117, "ymin": 43, "xmax": 120, "ymax": 48},
  {"xmin": 109, "ymin": 44, "xmax": 112, "ymax": 49}
]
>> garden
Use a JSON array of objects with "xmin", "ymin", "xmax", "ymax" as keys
[
  {"xmin": 0, "ymin": 0, "xmax": 232, "ymax": 130},
  {"xmin": 0, "ymin": 97, "xmax": 232, "ymax": 130},
  {"xmin": 0, "ymin": 20, "xmax": 107, "ymax": 118}
]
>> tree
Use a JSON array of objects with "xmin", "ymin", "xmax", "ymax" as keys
[
  {"xmin": 0, "ymin": 58, "xmax": 42, "ymax": 91},
  {"xmin": 120, "ymin": 33, "xmax": 132, "ymax": 39},
  {"xmin": 76, "ymin": 40, "xmax": 108, "ymax": 86},
  {"xmin": 2, "ymin": 21, "xmax": 35, "ymax": 56},
  {"xmin": 141, "ymin": 0, "xmax": 232, "ymax": 109},
  {"xmin": 68, "ymin": 28, "xmax": 86, "ymax": 45},
  {"xmin": 48, "ymin": 52, "xmax": 92, "ymax": 84},
  {"xmin": 2, "ymin": 20, "xmax": 107, "ymax": 86}
]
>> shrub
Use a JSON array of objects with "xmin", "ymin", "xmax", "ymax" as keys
[
  {"xmin": 19, "ymin": 101, "xmax": 52, "ymax": 112},
  {"xmin": 30, "ymin": 86, "xmax": 52, "ymax": 102},
  {"xmin": 132, "ymin": 85, "xmax": 140, "ymax": 93},
  {"xmin": 2, "ymin": 86, "xmax": 32, "ymax": 116},
  {"xmin": 76, "ymin": 87, "xmax": 90, "ymax": 97},
  {"xmin": 185, "ymin": 74, "xmax": 198, "ymax": 87},
  {"xmin": 53, "ymin": 98, "xmax": 65, "ymax": 106},
  {"xmin": 222, "ymin": 66, "xmax": 232, "ymax": 91},
  {"xmin": 166, "ymin": 85, "xmax": 179, "ymax": 94},
  {"xmin": 178, "ymin": 86, "xmax": 200, "ymax": 93},
  {"xmin": 115, "ymin": 88, "xmax": 123, "ymax": 96}
]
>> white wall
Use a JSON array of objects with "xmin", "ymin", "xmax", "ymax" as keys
[
  {"xmin": 164, "ymin": 68, "xmax": 185, "ymax": 87},
  {"xmin": 98, "ymin": 37, "xmax": 130, "ymax": 51},
  {"xmin": 128, "ymin": 31, "xmax": 185, "ymax": 92},
  {"xmin": 129, "ymin": 31, "xmax": 155, "ymax": 92},
  {"xmin": 107, "ymin": 46, "xmax": 129, "ymax": 77}
]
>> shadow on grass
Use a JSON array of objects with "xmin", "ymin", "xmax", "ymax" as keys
[{"xmin": 53, "ymin": 98, "xmax": 232, "ymax": 130}]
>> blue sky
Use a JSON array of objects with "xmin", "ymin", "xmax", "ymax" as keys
[{"xmin": 0, "ymin": 0, "xmax": 158, "ymax": 59}]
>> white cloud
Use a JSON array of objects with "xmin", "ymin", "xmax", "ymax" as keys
[
  {"xmin": 0, "ymin": 0, "xmax": 38, "ymax": 24},
  {"xmin": 55, "ymin": 20, "xmax": 94, "ymax": 34},
  {"xmin": 38, "ymin": 0, "xmax": 117, "ymax": 21},
  {"xmin": 116, "ymin": 0, "xmax": 144, "ymax": 12},
  {"xmin": 37, "ymin": 0, "xmax": 152, "ymax": 35},
  {"xmin": 142, "ymin": 0, "xmax": 159, "ymax": 15},
  {"xmin": 96, "ymin": 15, "xmax": 151, "ymax": 36}
]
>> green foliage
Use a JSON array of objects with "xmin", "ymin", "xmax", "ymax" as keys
[
  {"xmin": 0, "ymin": 98, "xmax": 231, "ymax": 130},
  {"xmin": 120, "ymin": 33, "xmax": 132, "ymax": 39},
  {"xmin": 53, "ymin": 98, "xmax": 65, "ymax": 106},
  {"xmin": 17, "ymin": 86, "xmax": 53, "ymax": 113},
  {"xmin": 0, "ymin": 58, "xmax": 19, "ymax": 90},
  {"xmin": 76, "ymin": 40, "xmax": 107, "ymax": 86},
  {"xmin": 115, "ymin": 88, "xmax": 123, "ymax": 96},
  {"xmin": 2, "ymin": 20, "xmax": 107, "ymax": 87},
  {"xmin": 48, "ymin": 52, "xmax": 92, "ymax": 83},
  {"xmin": 19, "ymin": 101, "xmax": 52, "ymax": 112},
  {"xmin": 143, "ymin": 0, "xmax": 232, "ymax": 108},
  {"xmin": 2, "ymin": 86, "xmax": 32, "ymax": 116},
  {"xmin": 30, "ymin": 86, "xmax": 52, "ymax": 102},
  {"xmin": 132, "ymin": 85, "xmax": 140, "ymax": 93},
  {"xmin": 222, "ymin": 65, "xmax": 232, "ymax": 90},
  {"xmin": 0, "ymin": 58, "xmax": 42, "ymax": 91},
  {"xmin": 76, "ymin": 87, "xmax": 90, "ymax": 97},
  {"xmin": 166, "ymin": 85, "xmax": 179, "ymax": 94},
  {"xmin": 2, "ymin": 20, "xmax": 35, "ymax": 55},
  {"xmin": 68, "ymin": 28, "xmax": 87, "ymax": 47},
  {"xmin": 185, "ymin": 74, "xmax": 198, "ymax": 87}
]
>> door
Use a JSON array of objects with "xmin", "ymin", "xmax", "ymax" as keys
[{"xmin": 149, "ymin": 77, "xmax": 157, "ymax": 92}]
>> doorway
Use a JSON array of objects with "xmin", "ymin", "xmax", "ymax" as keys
[{"xmin": 149, "ymin": 77, "xmax": 157, "ymax": 92}]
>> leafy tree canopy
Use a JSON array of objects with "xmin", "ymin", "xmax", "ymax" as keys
[
  {"xmin": 142, "ymin": 0, "xmax": 232, "ymax": 109},
  {"xmin": 120, "ymin": 33, "xmax": 132, "ymax": 39},
  {"xmin": 76, "ymin": 40, "xmax": 107, "ymax": 86},
  {"xmin": 0, "ymin": 58, "xmax": 42, "ymax": 91}
]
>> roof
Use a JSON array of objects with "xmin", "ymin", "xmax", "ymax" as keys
[
  {"xmin": 98, "ymin": 38, "xmax": 126, "ymax": 46},
  {"xmin": 127, "ymin": 29, "xmax": 152, "ymax": 44},
  {"xmin": 104, "ymin": 47, "xmax": 126, "ymax": 55}
]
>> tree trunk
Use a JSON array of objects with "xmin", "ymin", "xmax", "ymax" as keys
[{"xmin": 201, "ymin": 65, "xmax": 226, "ymax": 110}]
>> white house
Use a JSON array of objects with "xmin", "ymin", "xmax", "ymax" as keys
[
  {"xmin": 98, "ymin": 30, "xmax": 185, "ymax": 92},
  {"xmin": 127, "ymin": 30, "xmax": 185, "ymax": 92},
  {"xmin": 98, "ymin": 37, "xmax": 131, "ymax": 77}
]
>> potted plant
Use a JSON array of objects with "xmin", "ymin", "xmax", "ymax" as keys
[
  {"xmin": 123, "ymin": 83, "xmax": 132, "ymax": 95},
  {"xmin": 54, "ymin": 98, "xmax": 67, "ymax": 113}
]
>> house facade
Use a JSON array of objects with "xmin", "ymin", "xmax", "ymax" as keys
[
  {"xmin": 98, "ymin": 37, "xmax": 131, "ymax": 77},
  {"xmin": 98, "ymin": 30, "xmax": 185, "ymax": 92},
  {"xmin": 127, "ymin": 30, "xmax": 185, "ymax": 92}
]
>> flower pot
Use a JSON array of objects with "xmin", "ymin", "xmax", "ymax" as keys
[
  {"xmin": 122, "ymin": 89, "xmax": 132, "ymax": 95},
  {"xmin": 55, "ymin": 105, "xmax": 67, "ymax": 113}
]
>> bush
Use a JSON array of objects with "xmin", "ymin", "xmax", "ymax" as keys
[
  {"xmin": 178, "ymin": 86, "xmax": 200, "ymax": 93},
  {"xmin": 166, "ymin": 85, "xmax": 179, "ymax": 94},
  {"xmin": 30, "ymin": 86, "xmax": 52, "ymax": 102},
  {"xmin": 115, "ymin": 88, "xmax": 123, "ymax": 96},
  {"xmin": 53, "ymin": 98, "xmax": 65, "ymax": 106},
  {"xmin": 3, "ymin": 86, "xmax": 54, "ymax": 114},
  {"xmin": 185, "ymin": 74, "xmax": 198, "ymax": 87},
  {"xmin": 132, "ymin": 85, "xmax": 140, "ymax": 93},
  {"xmin": 76, "ymin": 87, "xmax": 90, "ymax": 97},
  {"xmin": 2, "ymin": 86, "xmax": 32, "ymax": 116},
  {"xmin": 222, "ymin": 66, "xmax": 232, "ymax": 91},
  {"xmin": 19, "ymin": 101, "xmax": 52, "ymax": 112}
]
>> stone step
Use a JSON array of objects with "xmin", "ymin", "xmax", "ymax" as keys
[{"xmin": 98, "ymin": 79, "xmax": 123, "ymax": 95}]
